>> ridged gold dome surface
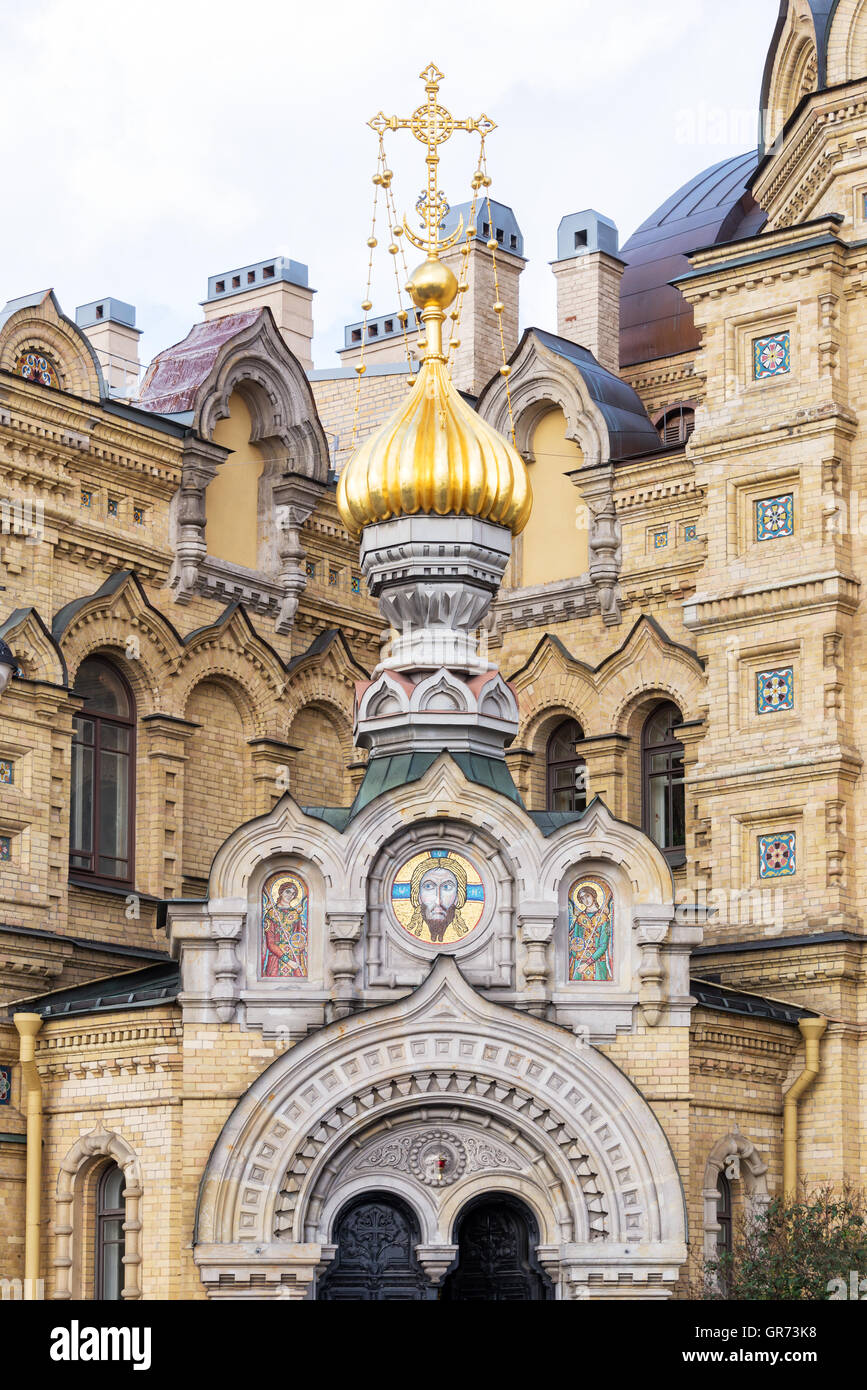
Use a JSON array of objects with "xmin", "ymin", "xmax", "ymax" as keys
[
  {"xmin": 337, "ymin": 257, "xmax": 532, "ymax": 538},
  {"xmin": 337, "ymin": 358, "xmax": 533, "ymax": 537}
]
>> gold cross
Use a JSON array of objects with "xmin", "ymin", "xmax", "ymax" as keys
[{"xmin": 369, "ymin": 63, "xmax": 496, "ymax": 256}]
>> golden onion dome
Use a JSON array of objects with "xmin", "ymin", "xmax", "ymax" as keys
[{"xmin": 337, "ymin": 256, "xmax": 532, "ymax": 538}]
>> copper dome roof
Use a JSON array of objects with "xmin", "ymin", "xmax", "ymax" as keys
[{"xmin": 619, "ymin": 150, "xmax": 765, "ymax": 367}]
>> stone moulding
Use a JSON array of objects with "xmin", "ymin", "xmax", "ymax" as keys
[
  {"xmin": 174, "ymin": 752, "xmax": 688, "ymax": 1040},
  {"xmin": 53, "ymin": 1124, "xmax": 142, "ymax": 1301},
  {"xmin": 193, "ymin": 957, "xmax": 688, "ymax": 1300}
]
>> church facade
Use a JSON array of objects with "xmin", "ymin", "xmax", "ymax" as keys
[{"xmin": 0, "ymin": 0, "xmax": 864, "ymax": 1301}]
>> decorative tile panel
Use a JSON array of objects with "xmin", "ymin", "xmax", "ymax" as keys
[
  {"xmin": 653, "ymin": 530, "xmax": 668, "ymax": 550},
  {"xmin": 0, "ymin": 760, "xmax": 12, "ymax": 784},
  {"xmin": 758, "ymin": 832, "xmax": 796, "ymax": 879},
  {"xmin": 80, "ymin": 489, "xmax": 93, "ymax": 509},
  {"xmin": 0, "ymin": 836, "xmax": 10, "ymax": 861},
  {"xmin": 15, "ymin": 350, "xmax": 58, "ymax": 387},
  {"xmin": 133, "ymin": 506, "xmax": 145, "ymax": 526},
  {"xmin": 0, "ymin": 1066, "xmax": 10, "ymax": 1104},
  {"xmin": 754, "ymin": 331, "xmax": 790, "ymax": 379},
  {"xmin": 757, "ymin": 667, "xmax": 794, "ymax": 714},
  {"xmin": 683, "ymin": 524, "xmax": 697, "ymax": 543},
  {"xmin": 305, "ymin": 561, "xmax": 316, "ymax": 579},
  {"xmin": 107, "ymin": 497, "xmax": 120, "ymax": 519},
  {"xmin": 351, "ymin": 575, "xmax": 361, "ymax": 594},
  {"xmin": 756, "ymin": 494, "xmax": 794, "ymax": 542},
  {"xmin": 328, "ymin": 567, "xmax": 340, "ymax": 586}
]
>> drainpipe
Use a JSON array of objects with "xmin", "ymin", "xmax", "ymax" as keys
[
  {"xmin": 14, "ymin": 1012, "xmax": 44, "ymax": 1301},
  {"xmin": 783, "ymin": 1016, "xmax": 827, "ymax": 1202}
]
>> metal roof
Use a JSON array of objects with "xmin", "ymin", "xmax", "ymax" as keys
[
  {"xmin": 691, "ymin": 977, "xmax": 815, "ymax": 1026},
  {"xmin": 137, "ymin": 308, "xmax": 262, "ymax": 415},
  {"xmin": 529, "ymin": 329, "xmax": 662, "ymax": 459},
  {"xmin": 8, "ymin": 963, "xmax": 180, "ymax": 1021},
  {"xmin": 619, "ymin": 151, "xmax": 764, "ymax": 366}
]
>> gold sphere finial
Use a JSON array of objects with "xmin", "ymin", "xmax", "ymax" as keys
[{"xmin": 406, "ymin": 258, "xmax": 459, "ymax": 311}]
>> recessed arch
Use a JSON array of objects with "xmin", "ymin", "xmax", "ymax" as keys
[
  {"xmin": 53, "ymin": 1124, "xmax": 142, "ymax": 1300},
  {"xmin": 701, "ymin": 1131, "xmax": 770, "ymax": 1272},
  {"xmin": 193, "ymin": 958, "xmax": 687, "ymax": 1298}
]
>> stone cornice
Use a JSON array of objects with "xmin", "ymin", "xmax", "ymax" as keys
[
  {"xmin": 614, "ymin": 471, "xmax": 701, "ymax": 517},
  {"xmin": 492, "ymin": 574, "xmax": 597, "ymax": 632},
  {"xmin": 681, "ymin": 236, "xmax": 847, "ymax": 308},
  {"xmin": 34, "ymin": 1014, "xmax": 181, "ymax": 1058},
  {"xmin": 0, "ymin": 391, "xmax": 184, "ymax": 481},
  {"xmin": 689, "ymin": 745, "xmax": 863, "ymax": 792},
  {"xmin": 52, "ymin": 535, "xmax": 169, "ymax": 586},
  {"xmin": 684, "ymin": 571, "xmax": 860, "ymax": 631},
  {"xmin": 691, "ymin": 401, "xmax": 859, "ymax": 455}
]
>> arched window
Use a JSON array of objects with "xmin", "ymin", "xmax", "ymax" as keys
[
  {"xmin": 642, "ymin": 702, "xmax": 685, "ymax": 864},
  {"xmin": 70, "ymin": 657, "xmax": 135, "ymax": 885},
  {"xmin": 95, "ymin": 1163, "xmax": 126, "ymax": 1300},
  {"xmin": 716, "ymin": 1172, "xmax": 732, "ymax": 1263},
  {"xmin": 546, "ymin": 719, "xmax": 587, "ymax": 813},
  {"xmin": 657, "ymin": 405, "xmax": 695, "ymax": 447}
]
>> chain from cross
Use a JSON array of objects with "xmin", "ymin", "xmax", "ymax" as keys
[{"xmin": 369, "ymin": 63, "xmax": 496, "ymax": 255}]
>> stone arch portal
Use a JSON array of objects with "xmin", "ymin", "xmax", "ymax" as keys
[{"xmin": 194, "ymin": 958, "xmax": 687, "ymax": 1300}]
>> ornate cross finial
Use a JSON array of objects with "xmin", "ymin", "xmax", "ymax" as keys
[{"xmin": 369, "ymin": 64, "xmax": 496, "ymax": 257}]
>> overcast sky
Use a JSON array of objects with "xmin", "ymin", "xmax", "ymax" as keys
[{"xmin": 1, "ymin": 0, "xmax": 779, "ymax": 373}]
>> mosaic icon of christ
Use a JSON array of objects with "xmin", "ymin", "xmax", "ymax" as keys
[{"xmin": 392, "ymin": 849, "xmax": 484, "ymax": 946}]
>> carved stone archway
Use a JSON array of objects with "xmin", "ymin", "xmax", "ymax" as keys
[
  {"xmin": 701, "ymin": 1130, "xmax": 770, "ymax": 1269},
  {"xmin": 194, "ymin": 958, "xmax": 687, "ymax": 1300},
  {"xmin": 53, "ymin": 1123, "xmax": 143, "ymax": 1300}
]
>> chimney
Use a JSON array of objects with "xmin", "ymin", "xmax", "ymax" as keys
[
  {"xmin": 439, "ymin": 200, "xmax": 525, "ymax": 396},
  {"xmin": 75, "ymin": 298, "xmax": 141, "ymax": 398},
  {"xmin": 551, "ymin": 211, "xmax": 624, "ymax": 376},
  {"xmin": 201, "ymin": 256, "xmax": 315, "ymax": 370},
  {"xmin": 337, "ymin": 306, "xmax": 423, "ymax": 369}
]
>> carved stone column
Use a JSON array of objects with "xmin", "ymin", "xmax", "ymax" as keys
[
  {"xmin": 326, "ymin": 907, "xmax": 364, "ymax": 1018},
  {"xmin": 633, "ymin": 907, "xmax": 702, "ymax": 1027},
  {"xmin": 210, "ymin": 910, "xmax": 245, "ymax": 1023},
  {"xmin": 633, "ymin": 912, "xmax": 669, "ymax": 1026},
  {"xmin": 272, "ymin": 476, "xmax": 327, "ymax": 634},
  {"xmin": 171, "ymin": 438, "xmax": 226, "ymax": 605},
  {"xmin": 517, "ymin": 902, "xmax": 557, "ymax": 1013},
  {"xmin": 570, "ymin": 462, "xmax": 622, "ymax": 625},
  {"xmin": 415, "ymin": 1244, "xmax": 459, "ymax": 1287}
]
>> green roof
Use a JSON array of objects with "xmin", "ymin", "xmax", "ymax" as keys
[{"xmin": 348, "ymin": 752, "xmax": 524, "ymax": 819}]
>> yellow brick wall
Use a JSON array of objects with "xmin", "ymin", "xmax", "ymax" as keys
[{"xmin": 183, "ymin": 681, "xmax": 250, "ymax": 883}]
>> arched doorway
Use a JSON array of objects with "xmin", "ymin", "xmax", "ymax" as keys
[
  {"xmin": 317, "ymin": 1194, "xmax": 435, "ymax": 1301},
  {"xmin": 441, "ymin": 1195, "xmax": 553, "ymax": 1302}
]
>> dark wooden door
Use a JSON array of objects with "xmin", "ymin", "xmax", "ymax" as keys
[
  {"xmin": 317, "ymin": 1195, "xmax": 434, "ymax": 1301},
  {"xmin": 441, "ymin": 1196, "xmax": 553, "ymax": 1302}
]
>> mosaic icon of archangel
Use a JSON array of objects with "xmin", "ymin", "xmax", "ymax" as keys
[
  {"xmin": 261, "ymin": 870, "xmax": 309, "ymax": 978},
  {"xmin": 391, "ymin": 849, "xmax": 484, "ymax": 946},
  {"xmin": 567, "ymin": 875, "xmax": 613, "ymax": 982}
]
